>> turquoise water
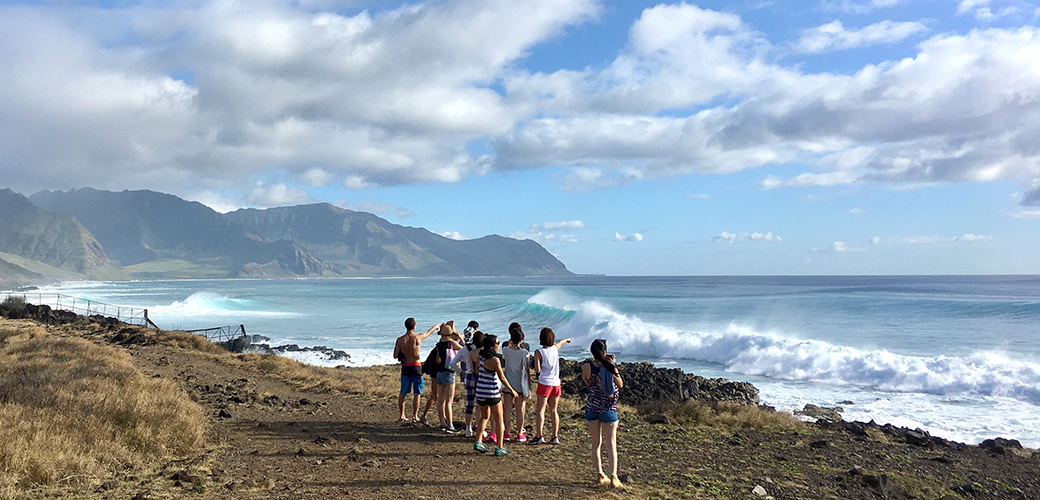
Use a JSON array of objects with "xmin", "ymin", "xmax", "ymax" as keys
[{"xmin": 37, "ymin": 275, "xmax": 1040, "ymax": 447}]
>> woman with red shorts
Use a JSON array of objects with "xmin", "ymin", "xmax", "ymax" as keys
[{"xmin": 528, "ymin": 327, "xmax": 571, "ymax": 445}]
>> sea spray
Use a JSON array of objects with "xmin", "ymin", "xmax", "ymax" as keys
[{"xmin": 531, "ymin": 292, "xmax": 1040, "ymax": 405}]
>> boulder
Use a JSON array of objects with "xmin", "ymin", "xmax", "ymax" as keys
[{"xmin": 794, "ymin": 404, "xmax": 843, "ymax": 422}]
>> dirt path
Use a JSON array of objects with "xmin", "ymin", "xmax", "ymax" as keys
[{"xmin": 125, "ymin": 344, "xmax": 610, "ymax": 500}]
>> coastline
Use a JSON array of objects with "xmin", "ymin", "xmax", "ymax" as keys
[{"xmin": 2, "ymin": 304, "xmax": 1039, "ymax": 498}]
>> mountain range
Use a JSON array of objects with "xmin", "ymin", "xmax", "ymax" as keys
[{"xmin": 0, "ymin": 187, "xmax": 570, "ymax": 288}]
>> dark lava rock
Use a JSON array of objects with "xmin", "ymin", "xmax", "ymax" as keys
[
  {"xmin": 558, "ymin": 358, "xmax": 759, "ymax": 407},
  {"xmin": 795, "ymin": 404, "xmax": 843, "ymax": 422}
]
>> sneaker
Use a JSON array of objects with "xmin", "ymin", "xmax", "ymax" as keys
[
  {"xmin": 527, "ymin": 436, "xmax": 544, "ymax": 445},
  {"xmin": 504, "ymin": 432, "xmax": 512, "ymax": 442},
  {"xmin": 610, "ymin": 475, "xmax": 625, "ymax": 489},
  {"xmin": 445, "ymin": 426, "xmax": 461, "ymax": 435},
  {"xmin": 548, "ymin": 436, "xmax": 560, "ymax": 445},
  {"xmin": 516, "ymin": 433, "xmax": 527, "ymax": 443},
  {"xmin": 597, "ymin": 475, "xmax": 611, "ymax": 487},
  {"xmin": 418, "ymin": 417, "xmax": 431, "ymax": 427},
  {"xmin": 484, "ymin": 432, "xmax": 497, "ymax": 443},
  {"xmin": 493, "ymin": 447, "xmax": 510, "ymax": 457},
  {"xmin": 473, "ymin": 441, "xmax": 489, "ymax": 453},
  {"xmin": 465, "ymin": 426, "xmax": 474, "ymax": 438}
]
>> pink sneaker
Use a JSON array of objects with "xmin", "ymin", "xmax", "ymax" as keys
[
  {"xmin": 484, "ymin": 432, "xmax": 498, "ymax": 443},
  {"xmin": 504, "ymin": 432, "xmax": 513, "ymax": 442},
  {"xmin": 516, "ymin": 433, "xmax": 527, "ymax": 443}
]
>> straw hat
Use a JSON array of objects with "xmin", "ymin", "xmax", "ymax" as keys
[{"xmin": 438, "ymin": 320, "xmax": 456, "ymax": 337}]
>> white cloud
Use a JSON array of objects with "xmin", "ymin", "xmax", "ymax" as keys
[
  {"xmin": 888, "ymin": 234, "xmax": 993, "ymax": 244},
  {"xmin": 247, "ymin": 182, "xmax": 314, "ymax": 207},
  {"xmin": 953, "ymin": 233, "xmax": 993, "ymax": 242},
  {"xmin": 957, "ymin": 0, "xmax": 990, "ymax": 15},
  {"xmin": 833, "ymin": 0, "xmax": 903, "ymax": 14},
  {"xmin": 869, "ymin": 236, "xmax": 881, "ymax": 245},
  {"xmin": 613, "ymin": 232, "xmax": 644, "ymax": 242},
  {"xmin": 510, "ymin": 230, "xmax": 581, "ymax": 243},
  {"xmin": 712, "ymin": 231, "xmax": 782, "ymax": 243},
  {"xmin": 1009, "ymin": 210, "xmax": 1040, "ymax": 219},
  {"xmin": 689, "ymin": 193, "xmax": 713, "ymax": 199},
  {"xmin": 1, "ymin": 0, "xmax": 1039, "ymax": 205},
  {"xmin": 850, "ymin": 207, "xmax": 863, "ymax": 214},
  {"xmin": 336, "ymin": 200, "xmax": 415, "ymax": 219},
  {"xmin": 531, "ymin": 220, "xmax": 586, "ymax": 231},
  {"xmin": 813, "ymin": 241, "xmax": 865, "ymax": 252},
  {"xmin": 440, "ymin": 231, "xmax": 467, "ymax": 240},
  {"xmin": 794, "ymin": 20, "xmax": 928, "ymax": 54}
]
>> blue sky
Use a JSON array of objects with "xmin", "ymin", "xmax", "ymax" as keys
[{"xmin": 1, "ymin": 0, "xmax": 1039, "ymax": 275}]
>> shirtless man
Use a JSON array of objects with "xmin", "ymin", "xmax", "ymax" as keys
[{"xmin": 393, "ymin": 318, "xmax": 440, "ymax": 422}]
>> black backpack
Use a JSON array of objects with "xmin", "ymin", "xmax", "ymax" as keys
[{"xmin": 421, "ymin": 345, "xmax": 441, "ymax": 376}]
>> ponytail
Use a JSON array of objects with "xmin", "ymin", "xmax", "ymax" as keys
[{"xmin": 590, "ymin": 339, "xmax": 618, "ymax": 375}]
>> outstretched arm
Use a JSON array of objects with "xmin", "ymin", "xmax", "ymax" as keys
[
  {"xmin": 555, "ymin": 337, "xmax": 572, "ymax": 349},
  {"xmin": 418, "ymin": 323, "xmax": 440, "ymax": 341}
]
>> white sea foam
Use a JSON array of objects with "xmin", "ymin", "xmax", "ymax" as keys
[
  {"xmin": 531, "ymin": 294, "xmax": 1040, "ymax": 405},
  {"xmin": 149, "ymin": 291, "xmax": 296, "ymax": 318},
  {"xmin": 277, "ymin": 348, "xmax": 395, "ymax": 368}
]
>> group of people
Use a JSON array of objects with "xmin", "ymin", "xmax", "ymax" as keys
[{"xmin": 393, "ymin": 318, "xmax": 625, "ymax": 488}]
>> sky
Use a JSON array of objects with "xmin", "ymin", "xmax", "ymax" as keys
[{"xmin": 1, "ymin": 0, "xmax": 1039, "ymax": 275}]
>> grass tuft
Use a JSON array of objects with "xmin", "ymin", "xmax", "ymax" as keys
[
  {"xmin": 0, "ymin": 320, "xmax": 207, "ymax": 497},
  {"xmin": 644, "ymin": 400, "xmax": 808, "ymax": 432}
]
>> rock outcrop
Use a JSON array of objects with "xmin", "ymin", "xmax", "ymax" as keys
[{"xmin": 559, "ymin": 358, "xmax": 759, "ymax": 407}]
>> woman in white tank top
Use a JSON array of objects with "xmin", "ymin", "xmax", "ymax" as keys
[{"xmin": 528, "ymin": 327, "xmax": 571, "ymax": 445}]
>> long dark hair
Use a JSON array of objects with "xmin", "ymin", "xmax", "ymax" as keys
[
  {"xmin": 470, "ymin": 330, "xmax": 485, "ymax": 351},
  {"xmin": 591, "ymin": 339, "xmax": 618, "ymax": 375},
  {"xmin": 480, "ymin": 334, "xmax": 499, "ymax": 360}
]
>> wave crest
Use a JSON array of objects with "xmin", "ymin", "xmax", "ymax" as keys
[{"xmin": 549, "ymin": 297, "xmax": 1040, "ymax": 404}]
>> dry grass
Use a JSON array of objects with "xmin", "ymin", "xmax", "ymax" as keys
[
  {"xmin": 645, "ymin": 400, "xmax": 808, "ymax": 432},
  {"xmin": 230, "ymin": 352, "xmax": 402, "ymax": 398},
  {"xmin": 0, "ymin": 321, "xmax": 207, "ymax": 497}
]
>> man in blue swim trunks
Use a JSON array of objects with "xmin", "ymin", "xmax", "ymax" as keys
[{"xmin": 394, "ymin": 318, "xmax": 440, "ymax": 422}]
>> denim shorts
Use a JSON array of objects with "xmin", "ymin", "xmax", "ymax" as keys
[
  {"xmin": 400, "ymin": 375, "xmax": 424, "ymax": 395},
  {"xmin": 436, "ymin": 371, "xmax": 456, "ymax": 385},
  {"xmin": 585, "ymin": 409, "xmax": 619, "ymax": 423}
]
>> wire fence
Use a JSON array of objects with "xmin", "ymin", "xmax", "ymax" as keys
[
  {"xmin": 2, "ymin": 292, "xmax": 157, "ymax": 327},
  {"xmin": 183, "ymin": 324, "xmax": 247, "ymax": 343}
]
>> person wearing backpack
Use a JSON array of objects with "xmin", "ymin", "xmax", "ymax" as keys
[{"xmin": 433, "ymin": 321, "xmax": 463, "ymax": 433}]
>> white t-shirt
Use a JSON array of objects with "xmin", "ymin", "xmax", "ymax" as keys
[{"xmin": 536, "ymin": 345, "xmax": 560, "ymax": 386}]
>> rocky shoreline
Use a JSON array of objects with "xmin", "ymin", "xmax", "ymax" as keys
[{"xmin": 5, "ymin": 300, "xmax": 1040, "ymax": 499}]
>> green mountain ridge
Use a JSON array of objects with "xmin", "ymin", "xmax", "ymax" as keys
[
  {"xmin": 8, "ymin": 188, "xmax": 569, "ymax": 283},
  {"xmin": 0, "ymin": 189, "xmax": 124, "ymax": 284},
  {"xmin": 226, "ymin": 203, "xmax": 571, "ymax": 276}
]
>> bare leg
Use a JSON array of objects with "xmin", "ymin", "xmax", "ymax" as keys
[
  {"xmin": 398, "ymin": 393, "xmax": 407, "ymax": 420},
  {"xmin": 534, "ymin": 394, "xmax": 548, "ymax": 438},
  {"xmin": 442, "ymin": 382, "xmax": 455, "ymax": 427},
  {"xmin": 515, "ymin": 394, "xmax": 527, "ymax": 436},
  {"xmin": 421, "ymin": 383, "xmax": 437, "ymax": 420},
  {"xmin": 548, "ymin": 394, "xmax": 561, "ymax": 439},
  {"xmin": 502, "ymin": 393, "xmax": 514, "ymax": 436},
  {"xmin": 604, "ymin": 420, "xmax": 619, "ymax": 476},
  {"xmin": 588, "ymin": 419, "xmax": 604, "ymax": 479},
  {"xmin": 490, "ymin": 403, "xmax": 505, "ymax": 449},
  {"xmin": 475, "ymin": 405, "xmax": 490, "ymax": 441},
  {"xmin": 411, "ymin": 393, "xmax": 421, "ymax": 421}
]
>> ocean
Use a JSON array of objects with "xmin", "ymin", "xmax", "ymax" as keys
[{"xmin": 32, "ymin": 275, "xmax": 1040, "ymax": 447}]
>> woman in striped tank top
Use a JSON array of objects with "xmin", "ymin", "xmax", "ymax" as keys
[{"xmin": 473, "ymin": 334, "xmax": 518, "ymax": 457}]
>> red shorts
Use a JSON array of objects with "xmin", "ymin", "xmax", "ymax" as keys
[{"xmin": 536, "ymin": 384, "xmax": 562, "ymax": 397}]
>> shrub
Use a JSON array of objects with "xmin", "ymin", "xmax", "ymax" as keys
[{"xmin": 0, "ymin": 296, "xmax": 27, "ymax": 318}]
